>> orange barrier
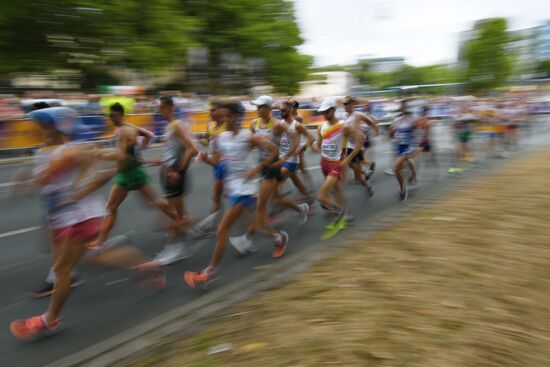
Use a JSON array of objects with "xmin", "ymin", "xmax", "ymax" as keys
[{"xmin": 0, "ymin": 109, "xmax": 323, "ymax": 150}]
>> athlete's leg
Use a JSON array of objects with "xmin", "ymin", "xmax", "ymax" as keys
[
  {"xmin": 350, "ymin": 161, "xmax": 368, "ymax": 186},
  {"xmin": 332, "ymin": 178, "xmax": 346, "ymax": 210},
  {"xmin": 393, "ymin": 156, "xmax": 408, "ymax": 192},
  {"xmin": 405, "ymin": 157, "xmax": 417, "ymax": 182},
  {"xmin": 317, "ymin": 175, "xmax": 340, "ymax": 211},
  {"xmin": 247, "ymin": 178, "xmax": 276, "ymax": 237},
  {"xmin": 209, "ymin": 204, "xmax": 248, "ymax": 268},
  {"xmin": 211, "ymin": 179, "xmax": 224, "ymax": 214},
  {"xmin": 95, "ymin": 185, "xmax": 128, "ymax": 245},
  {"xmin": 272, "ymin": 170, "xmax": 300, "ymax": 212},
  {"xmin": 45, "ymin": 241, "xmax": 88, "ymax": 324},
  {"xmin": 138, "ymin": 184, "xmax": 178, "ymax": 221}
]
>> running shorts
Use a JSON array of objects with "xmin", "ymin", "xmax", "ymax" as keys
[
  {"xmin": 262, "ymin": 165, "xmax": 283, "ymax": 181},
  {"xmin": 282, "ymin": 162, "xmax": 299, "ymax": 173},
  {"xmin": 160, "ymin": 166, "xmax": 187, "ymax": 198},
  {"xmin": 345, "ymin": 148, "xmax": 364, "ymax": 163},
  {"xmin": 51, "ymin": 217, "xmax": 103, "ymax": 245},
  {"xmin": 114, "ymin": 166, "xmax": 150, "ymax": 191},
  {"xmin": 213, "ymin": 161, "xmax": 227, "ymax": 181},
  {"xmin": 228, "ymin": 195, "xmax": 256, "ymax": 208},
  {"xmin": 419, "ymin": 140, "xmax": 431, "ymax": 152},
  {"xmin": 397, "ymin": 144, "xmax": 412, "ymax": 157},
  {"xmin": 321, "ymin": 157, "xmax": 344, "ymax": 179}
]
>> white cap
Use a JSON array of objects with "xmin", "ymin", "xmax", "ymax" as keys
[
  {"xmin": 317, "ymin": 98, "xmax": 337, "ymax": 112},
  {"xmin": 251, "ymin": 95, "xmax": 273, "ymax": 107}
]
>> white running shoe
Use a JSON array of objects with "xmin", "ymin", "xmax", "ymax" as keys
[
  {"xmin": 298, "ymin": 203, "xmax": 309, "ymax": 225},
  {"xmin": 154, "ymin": 243, "xmax": 191, "ymax": 265},
  {"xmin": 191, "ymin": 211, "xmax": 219, "ymax": 238},
  {"xmin": 229, "ymin": 234, "xmax": 257, "ymax": 256},
  {"xmin": 384, "ymin": 168, "xmax": 395, "ymax": 176}
]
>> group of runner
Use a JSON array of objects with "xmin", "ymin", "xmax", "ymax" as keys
[{"xmin": 8, "ymin": 94, "xmax": 527, "ymax": 340}]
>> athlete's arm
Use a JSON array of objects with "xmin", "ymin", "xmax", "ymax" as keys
[
  {"xmin": 71, "ymin": 168, "xmax": 117, "ymax": 201},
  {"xmin": 296, "ymin": 123, "xmax": 314, "ymax": 152},
  {"xmin": 173, "ymin": 122, "xmax": 198, "ymax": 172},
  {"xmin": 9, "ymin": 168, "xmax": 38, "ymax": 197},
  {"xmin": 358, "ymin": 112, "xmax": 380, "ymax": 136},
  {"xmin": 246, "ymin": 135, "xmax": 278, "ymax": 179},
  {"xmin": 388, "ymin": 117, "xmax": 400, "ymax": 139},
  {"xmin": 311, "ymin": 125, "xmax": 322, "ymax": 153},
  {"xmin": 340, "ymin": 125, "xmax": 363, "ymax": 167},
  {"xmin": 127, "ymin": 123, "xmax": 154, "ymax": 149},
  {"xmin": 249, "ymin": 119, "xmax": 257, "ymax": 134},
  {"xmin": 295, "ymin": 114, "xmax": 304, "ymax": 124}
]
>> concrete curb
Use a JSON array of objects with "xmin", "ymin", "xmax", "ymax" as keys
[{"xmin": 45, "ymin": 148, "xmax": 519, "ymax": 367}]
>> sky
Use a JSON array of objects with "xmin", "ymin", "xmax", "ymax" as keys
[{"xmin": 292, "ymin": 0, "xmax": 548, "ymax": 66}]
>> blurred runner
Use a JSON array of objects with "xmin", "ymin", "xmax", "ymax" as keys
[
  {"xmin": 89, "ymin": 103, "xmax": 179, "ymax": 251},
  {"xmin": 229, "ymin": 96, "xmax": 303, "ymax": 258},
  {"xmin": 289, "ymin": 98, "xmax": 314, "ymax": 190},
  {"xmin": 184, "ymin": 101, "xmax": 278, "ymax": 288},
  {"xmin": 412, "ymin": 105, "xmax": 438, "ymax": 170},
  {"xmin": 388, "ymin": 100, "xmax": 418, "ymax": 202},
  {"xmin": 342, "ymin": 96, "xmax": 379, "ymax": 196},
  {"xmin": 312, "ymin": 98, "xmax": 363, "ymax": 238},
  {"xmin": 154, "ymin": 96, "xmax": 198, "ymax": 265},
  {"xmin": 10, "ymin": 107, "xmax": 163, "ymax": 341}
]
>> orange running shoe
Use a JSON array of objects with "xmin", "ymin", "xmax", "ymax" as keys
[
  {"xmin": 10, "ymin": 315, "xmax": 60, "ymax": 341},
  {"xmin": 271, "ymin": 231, "xmax": 289, "ymax": 258},
  {"xmin": 184, "ymin": 267, "xmax": 216, "ymax": 289},
  {"xmin": 87, "ymin": 239, "xmax": 101, "ymax": 252},
  {"xmin": 134, "ymin": 261, "xmax": 166, "ymax": 290}
]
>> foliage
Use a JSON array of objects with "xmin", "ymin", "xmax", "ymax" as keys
[
  {"xmin": 0, "ymin": 0, "xmax": 311, "ymax": 93},
  {"xmin": 463, "ymin": 18, "xmax": 512, "ymax": 92}
]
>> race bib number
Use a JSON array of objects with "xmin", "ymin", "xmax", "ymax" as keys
[
  {"xmin": 280, "ymin": 139, "xmax": 290, "ymax": 153},
  {"xmin": 322, "ymin": 142, "xmax": 338, "ymax": 158}
]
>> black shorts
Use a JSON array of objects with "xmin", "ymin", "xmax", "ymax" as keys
[
  {"xmin": 346, "ymin": 148, "xmax": 364, "ymax": 164},
  {"xmin": 363, "ymin": 139, "xmax": 371, "ymax": 149},
  {"xmin": 160, "ymin": 166, "xmax": 188, "ymax": 198},
  {"xmin": 262, "ymin": 165, "xmax": 283, "ymax": 181},
  {"xmin": 419, "ymin": 140, "xmax": 431, "ymax": 152}
]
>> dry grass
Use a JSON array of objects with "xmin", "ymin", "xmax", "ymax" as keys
[{"xmin": 119, "ymin": 148, "xmax": 550, "ymax": 367}]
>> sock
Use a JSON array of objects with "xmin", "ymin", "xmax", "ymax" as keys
[
  {"xmin": 40, "ymin": 314, "xmax": 53, "ymax": 329},
  {"xmin": 46, "ymin": 267, "xmax": 56, "ymax": 284},
  {"xmin": 273, "ymin": 233, "xmax": 282, "ymax": 243}
]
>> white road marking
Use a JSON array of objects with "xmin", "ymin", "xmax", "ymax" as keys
[{"xmin": 0, "ymin": 225, "xmax": 42, "ymax": 239}]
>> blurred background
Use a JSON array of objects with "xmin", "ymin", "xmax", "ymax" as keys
[{"xmin": 0, "ymin": 0, "xmax": 549, "ymax": 151}]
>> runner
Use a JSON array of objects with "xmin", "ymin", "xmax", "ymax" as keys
[
  {"xmin": 275, "ymin": 100, "xmax": 314, "ymax": 202},
  {"xmin": 412, "ymin": 105, "xmax": 438, "ymax": 168},
  {"xmin": 9, "ymin": 107, "xmax": 163, "ymax": 340},
  {"xmin": 89, "ymin": 103, "xmax": 179, "ymax": 251},
  {"xmin": 229, "ymin": 96, "xmax": 307, "ymax": 257},
  {"xmin": 448, "ymin": 102, "xmax": 478, "ymax": 175},
  {"xmin": 342, "ymin": 96, "xmax": 379, "ymax": 196},
  {"xmin": 388, "ymin": 100, "xmax": 418, "ymax": 202},
  {"xmin": 289, "ymin": 98, "xmax": 314, "ymax": 191},
  {"xmin": 312, "ymin": 98, "xmax": 363, "ymax": 239},
  {"xmin": 154, "ymin": 96, "xmax": 198, "ymax": 265},
  {"xmin": 184, "ymin": 101, "xmax": 279, "ymax": 288},
  {"xmin": 199, "ymin": 101, "xmax": 227, "ymax": 215}
]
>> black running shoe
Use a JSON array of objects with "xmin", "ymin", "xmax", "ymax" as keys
[
  {"xmin": 31, "ymin": 277, "xmax": 84, "ymax": 299},
  {"xmin": 31, "ymin": 282, "xmax": 54, "ymax": 299}
]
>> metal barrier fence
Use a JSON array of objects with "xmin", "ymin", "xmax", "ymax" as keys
[{"xmin": 0, "ymin": 109, "xmax": 326, "ymax": 152}]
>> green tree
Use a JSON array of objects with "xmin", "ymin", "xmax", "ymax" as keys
[
  {"xmin": 0, "ymin": 0, "xmax": 196, "ymax": 87},
  {"xmin": 535, "ymin": 60, "xmax": 550, "ymax": 78},
  {"xmin": 463, "ymin": 18, "xmax": 512, "ymax": 92},
  {"xmin": 181, "ymin": 0, "xmax": 312, "ymax": 94}
]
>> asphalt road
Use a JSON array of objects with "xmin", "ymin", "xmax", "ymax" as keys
[{"xmin": 0, "ymin": 118, "xmax": 548, "ymax": 367}]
